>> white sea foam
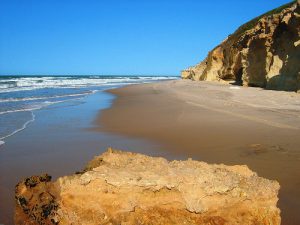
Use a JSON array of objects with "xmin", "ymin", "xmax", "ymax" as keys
[
  {"xmin": 0, "ymin": 140, "xmax": 4, "ymax": 146},
  {"xmin": 0, "ymin": 111, "xmax": 35, "ymax": 143},
  {"xmin": 0, "ymin": 107, "xmax": 42, "ymax": 115},
  {"xmin": 0, "ymin": 97, "xmax": 84, "ymax": 143},
  {"xmin": 0, "ymin": 96, "xmax": 86, "ymax": 115},
  {"xmin": 0, "ymin": 90, "xmax": 97, "ymax": 103},
  {"xmin": 0, "ymin": 76, "xmax": 178, "ymax": 93},
  {"xmin": 42, "ymin": 97, "xmax": 84, "ymax": 106}
]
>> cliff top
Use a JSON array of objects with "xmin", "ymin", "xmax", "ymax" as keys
[{"xmin": 233, "ymin": 0, "xmax": 296, "ymax": 38}]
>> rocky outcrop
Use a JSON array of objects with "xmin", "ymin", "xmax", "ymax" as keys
[
  {"xmin": 182, "ymin": 1, "xmax": 300, "ymax": 92},
  {"xmin": 15, "ymin": 148, "xmax": 281, "ymax": 225}
]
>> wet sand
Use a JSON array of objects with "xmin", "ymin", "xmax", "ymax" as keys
[{"xmin": 97, "ymin": 79, "xmax": 300, "ymax": 225}]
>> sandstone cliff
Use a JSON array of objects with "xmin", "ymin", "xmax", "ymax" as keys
[
  {"xmin": 182, "ymin": 0, "xmax": 300, "ymax": 92},
  {"xmin": 15, "ymin": 148, "xmax": 281, "ymax": 225}
]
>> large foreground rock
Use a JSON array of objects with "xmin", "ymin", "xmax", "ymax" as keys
[
  {"xmin": 182, "ymin": 1, "xmax": 300, "ymax": 92},
  {"xmin": 15, "ymin": 149, "xmax": 281, "ymax": 224}
]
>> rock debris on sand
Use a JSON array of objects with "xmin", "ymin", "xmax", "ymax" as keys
[{"xmin": 15, "ymin": 148, "xmax": 280, "ymax": 225}]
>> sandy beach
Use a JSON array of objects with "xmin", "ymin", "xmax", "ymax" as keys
[{"xmin": 98, "ymin": 79, "xmax": 300, "ymax": 225}]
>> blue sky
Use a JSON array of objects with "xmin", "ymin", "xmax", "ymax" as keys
[{"xmin": 0, "ymin": 0, "xmax": 293, "ymax": 75}]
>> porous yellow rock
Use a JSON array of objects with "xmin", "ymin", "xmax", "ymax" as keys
[{"xmin": 15, "ymin": 149, "xmax": 281, "ymax": 225}]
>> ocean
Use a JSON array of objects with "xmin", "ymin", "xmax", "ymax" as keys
[{"xmin": 0, "ymin": 75, "xmax": 178, "ymax": 146}]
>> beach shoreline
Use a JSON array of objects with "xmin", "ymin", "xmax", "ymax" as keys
[
  {"xmin": 97, "ymin": 79, "xmax": 300, "ymax": 225},
  {"xmin": 0, "ymin": 85, "xmax": 168, "ymax": 225}
]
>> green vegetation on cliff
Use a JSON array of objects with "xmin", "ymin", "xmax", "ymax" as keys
[{"xmin": 234, "ymin": 1, "xmax": 296, "ymax": 37}]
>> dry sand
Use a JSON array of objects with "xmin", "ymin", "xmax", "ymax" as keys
[{"xmin": 97, "ymin": 79, "xmax": 300, "ymax": 225}]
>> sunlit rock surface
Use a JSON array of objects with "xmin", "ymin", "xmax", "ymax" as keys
[{"xmin": 15, "ymin": 149, "xmax": 280, "ymax": 225}]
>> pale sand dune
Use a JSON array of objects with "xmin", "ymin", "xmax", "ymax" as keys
[{"xmin": 97, "ymin": 80, "xmax": 300, "ymax": 225}]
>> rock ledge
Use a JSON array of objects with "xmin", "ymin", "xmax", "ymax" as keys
[{"xmin": 15, "ymin": 148, "xmax": 281, "ymax": 224}]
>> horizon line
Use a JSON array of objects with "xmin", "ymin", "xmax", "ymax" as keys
[{"xmin": 0, "ymin": 74, "xmax": 180, "ymax": 77}]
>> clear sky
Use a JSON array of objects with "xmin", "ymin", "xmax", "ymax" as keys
[{"xmin": 0, "ymin": 0, "xmax": 293, "ymax": 76}]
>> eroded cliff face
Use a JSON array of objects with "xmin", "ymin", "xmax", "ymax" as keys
[
  {"xmin": 15, "ymin": 148, "xmax": 281, "ymax": 225},
  {"xmin": 182, "ymin": 1, "xmax": 300, "ymax": 92}
]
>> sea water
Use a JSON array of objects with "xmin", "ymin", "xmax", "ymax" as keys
[{"xmin": 0, "ymin": 75, "xmax": 178, "ymax": 146}]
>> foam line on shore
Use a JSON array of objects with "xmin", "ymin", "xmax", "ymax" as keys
[
  {"xmin": 0, "ymin": 97, "xmax": 86, "ymax": 115},
  {"xmin": 0, "ymin": 111, "xmax": 35, "ymax": 144},
  {"xmin": 0, "ymin": 90, "xmax": 97, "ymax": 103},
  {"xmin": 0, "ymin": 107, "xmax": 42, "ymax": 115},
  {"xmin": 0, "ymin": 97, "xmax": 86, "ymax": 144}
]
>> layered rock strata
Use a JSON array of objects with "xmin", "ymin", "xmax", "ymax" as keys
[
  {"xmin": 182, "ymin": 1, "xmax": 300, "ymax": 92},
  {"xmin": 15, "ymin": 148, "xmax": 281, "ymax": 224}
]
